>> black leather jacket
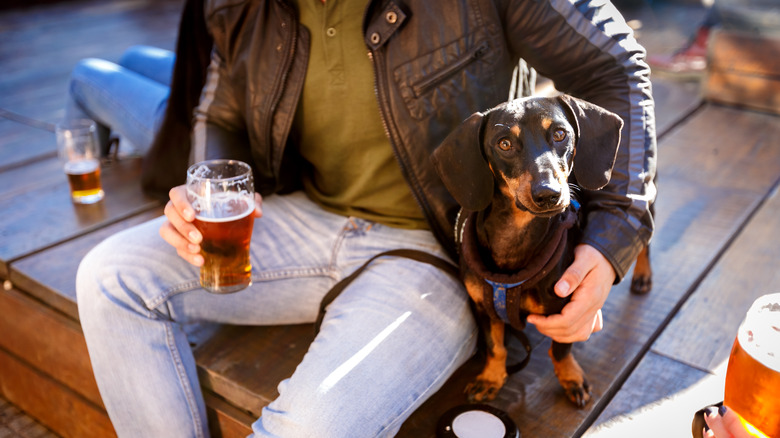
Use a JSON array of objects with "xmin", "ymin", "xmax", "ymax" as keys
[{"xmin": 175, "ymin": 0, "xmax": 656, "ymax": 280}]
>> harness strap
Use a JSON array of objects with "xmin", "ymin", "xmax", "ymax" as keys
[{"xmin": 315, "ymin": 249, "xmax": 460, "ymax": 335}]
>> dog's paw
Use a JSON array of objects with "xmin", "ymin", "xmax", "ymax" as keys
[
  {"xmin": 630, "ymin": 273, "xmax": 652, "ymax": 295},
  {"xmin": 465, "ymin": 378, "xmax": 504, "ymax": 403},
  {"xmin": 561, "ymin": 377, "xmax": 592, "ymax": 408}
]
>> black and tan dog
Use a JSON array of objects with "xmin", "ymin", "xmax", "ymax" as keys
[{"xmin": 432, "ymin": 95, "xmax": 652, "ymax": 407}]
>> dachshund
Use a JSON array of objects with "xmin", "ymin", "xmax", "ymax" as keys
[{"xmin": 431, "ymin": 94, "xmax": 652, "ymax": 407}]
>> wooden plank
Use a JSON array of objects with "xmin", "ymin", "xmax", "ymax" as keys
[
  {"xmin": 0, "ymin": 287, "xmax": 102, "ymax": 407},
  {"xmin": 397, "ymin": 104, "xmax": 780, "ymax": 437},
  {"xmin": 193, "ymin": 324, "xmax": 316, "ymax": 418},
  {"xmin": 9, "ymin": 207, "xmax": 164, "ymax": 319},
  {"xmin": 0, "ymin": 348, "xmax": 116, "ymax": 438},
  {"xmin": 653, "ymin": 179, "xmax": 780, "ymax": 372},
  {"xmin": 703, "ymin": 29, "xmax": 780, "ymax": 114},
  {"xmin": 586, "ymin": 157, "xmax": 780, "ymax": 436},
  {"xmin": 0, "ymin": 157, "xmax": 161, "ymax": 279},
  {"xmin": 585, "ymin": 351, "xmax": 725, "ymax": 437},
  {"xmin": 704, "ymin": 71, "xmax": 780, "ymax": 115},
  {"xmin": 707, "ymin": 29, "xmax": 780, "ymax": 77},
  {"xmin": 0, "ymin": 119, "xmax": 56, "ymax": 172},
  {"xmin": 0, "ymin": 397, "xmax": 59, "ymax": 438},
  {"xmin": 204, "ymin": 393, "xmax": 254, "ymax": 438},
  {"xmin": 0, "ymin": 0, "xmax": 183, "ymax": 123}
]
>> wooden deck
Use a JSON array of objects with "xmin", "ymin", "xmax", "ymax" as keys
[{"xmin": 2, "ymin": 1, "xmax": 779, "ymax": 437}]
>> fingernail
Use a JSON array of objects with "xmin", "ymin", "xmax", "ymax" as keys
[
  {"xmin": 705, "ymin": 406, "xmax": 719, "ymax": 418},
  {"xmin": 189, "ymin": 231, "xmax": 201, "ymax": 243},
  {"xmin": 184, "ymin": 209, "xmax": 195, "ymax": 221},
  {"xmin": 557, "ymin": 280, "xmax": 570, "ymax": 295},
  {"xmin": 718, "ymin": 405, "xmax": 728, "ymax": 417},
  {"xmin": 188, "ymin": 243, "xmax": 200, "ymax": 253},
  {"xmin": 194, "ymin": 255, "xmax": 204, "ymax": 266}
]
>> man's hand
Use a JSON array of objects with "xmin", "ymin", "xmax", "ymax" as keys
[
  {"xmin": 159, "ymin": 185, "xmax": 263, "ymax": 267},
  {"xmin": 526, "ymin": 244, "xmax": 615, "ymax": 343}
]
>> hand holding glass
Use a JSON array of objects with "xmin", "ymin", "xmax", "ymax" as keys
[
  {"xmin": 56, "ymin": 119, "xmax": 104, "ymax": 204},
  {"xmin": 186, "ymin": 160, "xmax": 255, "ymax": 294}
]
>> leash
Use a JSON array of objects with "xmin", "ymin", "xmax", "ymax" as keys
[{"xmin": 314, "ymin": 249, "xmax": 460, "ymax": 335}]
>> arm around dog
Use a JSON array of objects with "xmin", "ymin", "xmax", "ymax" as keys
[{"xmin": 499, "ymin": 0, "xmax": 657, "ymax": 280}]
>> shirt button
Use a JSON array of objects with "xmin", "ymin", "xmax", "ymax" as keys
[
  {"xmin": 370, "ymin": 32, "xmax": 381, "ymax": 44},
  {"xmin": 386, "ymin": 11, "xmax": 398, "ymax": 24},
  {"xmin": 326, "ymin": 27, "xmax": 337, "ymax": 37}
]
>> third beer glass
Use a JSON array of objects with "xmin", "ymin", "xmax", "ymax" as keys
[
  {"xmin": 723, "ymin": 293, "xmax": 780, "ymax": 438},
  {"xmin": 56, "ymin": 119, "xmax": 104, "ymax": 204},
  {"xmin": 186, "ymin": 160, "xmax": 255, "ymax": 294}
]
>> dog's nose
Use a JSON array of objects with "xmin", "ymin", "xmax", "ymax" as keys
[{"xmin": 532, "ymin": 184, "xmax": 561, "ymax": 209}]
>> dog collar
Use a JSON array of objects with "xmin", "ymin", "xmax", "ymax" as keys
[{"xmin": 459, "ymin": 205, "xmax": 578, "ymax": 329}]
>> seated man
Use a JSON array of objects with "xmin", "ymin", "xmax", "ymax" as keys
[{"xmin": 75, "ymin": 0, "xmax": 657, "ymax": 436}]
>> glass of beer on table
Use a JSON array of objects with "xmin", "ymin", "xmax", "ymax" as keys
[
  {"xmin": 55, "ymin": 119, "xmax": 104, "ymax": 204},
  {"xmin": 186, "ymin": 159, "xmax": 255, "ymax": 294},
  {"xmin": 723, "ymin": 293, "xmax": 780, "ymax": 438}
]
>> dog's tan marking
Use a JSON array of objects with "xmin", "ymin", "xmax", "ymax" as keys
[
  {"xmin": 548, "ymin": 346, "xmax": 591, "ymax": 407},
  {"xmin": 464, "ymin": 275, "xmax": 485, "ymax": 305},
  {"xmin": 522, "ymin": 293, "xmax": 546, "ymax": 315},
  {"xmin": 510, "ymin": 124, "xmax": 521, "ymax": 137},
  {"xmin": 466, "ymin": 319, "xmax": 507, "ymax": 402},
  {"xmin": 541, "ymin": 117, "xmax": 552, "ymax": 130},
  {"xmin": 496, "ymin": 171, "xmax": 536, "ymax": 225}
]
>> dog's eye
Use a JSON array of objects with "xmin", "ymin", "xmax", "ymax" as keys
[
  {"xmin": 552, "ymin": 129, "xmax": 567, "ymax": 142},
  {"xmin": 497, "ymin": 139, "xmax": 512, "ymax": 151}
]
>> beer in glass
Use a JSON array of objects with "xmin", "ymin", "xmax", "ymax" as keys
[
  {"xmin": 724, "ymin": 293, "xmax": 780, "ymax": 438},
  {"xmin": 186, "ymin": 160, "xmax": 255, "ymax": 294},
  {"xmin": 56, "ymin": 119, "xmax": 104, "ymax": 204}
]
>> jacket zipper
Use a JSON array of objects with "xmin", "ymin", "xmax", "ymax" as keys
[
  {"xmin": 267, "ymin": 1, "xmax": 298, "ymax": 178},
  {"xmin": 369, "ymin": 49, "xmax": 441, "ymax": 238},
  {"xmin": 411, "ymin": 41, "xmax": 489, "ymax": 98}
]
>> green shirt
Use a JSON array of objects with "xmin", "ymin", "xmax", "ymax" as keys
[{"xmin": 292, "ymin": 0, "xmax": 427, "ymax": 229}]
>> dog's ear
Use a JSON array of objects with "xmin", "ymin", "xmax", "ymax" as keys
[
  {"xmin": 431, "ymin": 112, "xmax": 494, "ymax": 211},
  {"xmin": 557, "ymin": 95, "xmax": 623, "ymax": 190}
]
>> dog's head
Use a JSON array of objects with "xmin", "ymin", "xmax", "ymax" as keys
[{"xmin": 432, "ymin": 95, "xmax": 623, "ymax": 215}]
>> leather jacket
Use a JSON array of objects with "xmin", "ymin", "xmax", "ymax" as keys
[{"xmin": 163, "ymin": 0, "xmax": 656, "ymax": 281}]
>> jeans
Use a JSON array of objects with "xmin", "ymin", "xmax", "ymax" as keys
[
  {"xmin": 65, "ymin": 45, "xmax": 174, "ymax": 155},
  {"xmin": 77, "ymin": 191, "xmax": 478, "ymax": 437}
]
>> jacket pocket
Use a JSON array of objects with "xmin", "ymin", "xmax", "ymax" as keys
[{"xmin": 393, "ymin": 37, "xmax": 491, "ymax": 120}]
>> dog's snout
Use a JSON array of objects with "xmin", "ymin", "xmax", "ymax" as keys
[{"xmin": 532, "ymin": 184, "xmax": 561, "ymax": 209}]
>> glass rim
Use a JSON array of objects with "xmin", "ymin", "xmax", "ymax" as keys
[
  {"xmin": 187, "ymin": 159, "xmax": 252, "ymax": 183},
  {"xmin": 56, "ymin": 118, "xmax": 97, "ymax": 133}
]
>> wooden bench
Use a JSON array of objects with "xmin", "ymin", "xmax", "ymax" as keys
[{"xmin": 4, "ymin": 1, "xmax": 780, "ymax": 437}]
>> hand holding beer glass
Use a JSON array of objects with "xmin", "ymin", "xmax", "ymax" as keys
[
  {"xmin": 186, "ymin": 160, "xmax": 255, "ymax": 294},
  {"xmin": 56, "ymin": 119, "xmax": 104, "ymax": 204},
  {"xmin": 721, "ymin": 293, "xmax": 780, "ymax": 438}
]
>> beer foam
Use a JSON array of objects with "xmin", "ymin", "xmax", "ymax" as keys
[
  {"xmin": 190, "ymin": 191, "xmax": 254, "ymax": 220},
  {"xmin": 64, "ymin": 159, "xmax": 99, "ymax": 175},
  {"xmin": 738, "ymin": 293, "xmax": 780, "ymax": 372}
]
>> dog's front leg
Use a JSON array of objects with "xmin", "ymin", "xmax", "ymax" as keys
[
  {"xmin": 466, "ymin": 314, "xmax": 507, "ymax": 402},
  {"xmin": 549, "ymin": 341, "xmax": 591, "ymax": 408}
]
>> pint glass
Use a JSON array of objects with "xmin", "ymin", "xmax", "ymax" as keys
[
  {"xmin": 186, "ymin": 160, "xmax": 255, "ymax": 294},
  {"xmin": 55, "ymin": 119, "xmax": 104, "ymax": 204},
  {"xmin": 723, "ymin": 293, "xmax": 780, "ymax": 438}
]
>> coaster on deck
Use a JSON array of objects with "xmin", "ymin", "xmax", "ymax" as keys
[{"xmin": 436, "ymin": 404, "xmax": 520, "ymax": 438}]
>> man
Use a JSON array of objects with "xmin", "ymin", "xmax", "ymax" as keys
[{"xmin": 76, "ymin": 0, "xmax": 656, "ymax": 436}]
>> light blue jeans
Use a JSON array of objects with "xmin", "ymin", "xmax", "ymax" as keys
[
  {"xmin": 77, "ymin": 191, "xmax": 478, "ymax": 437},
  {"xmin": 65, "ymin": 45, "xmax": 174, "ymax": 155}
]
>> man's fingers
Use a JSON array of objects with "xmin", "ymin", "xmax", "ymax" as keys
[
  {"xmin": 159, "ymin": 221, "xmax": 203, "ymax": 267},
  {"xmin": 555, "ymin": 259, "xmax": 587, "ymax": 298}
]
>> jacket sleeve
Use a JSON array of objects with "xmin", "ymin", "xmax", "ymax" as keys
[
  {"xmin": 190, "ymin": 48, "xmax": 253, "ymax": 165},
  {"xmin": 501, "ymin": 0, "xmax": 657, "ymax": 281}
]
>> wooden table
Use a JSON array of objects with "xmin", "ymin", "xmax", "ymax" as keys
[{"xmin": 3, "ymin": 1, "xmax": 780, "ymax": 437}]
